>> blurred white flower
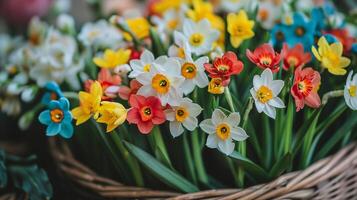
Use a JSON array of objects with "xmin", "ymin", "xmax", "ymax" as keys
[
  {"xmin": 56, "ymin": 14, "xmax": 75, "ymax": 33},
  {"xmin": 344, "ymin": 71, "xmax": 357, "ymax": 110}
]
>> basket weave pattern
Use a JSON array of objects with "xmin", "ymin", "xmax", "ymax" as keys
[{"xmin": 49, "ymin": 138, "xmax": 357, "ymax": 199}]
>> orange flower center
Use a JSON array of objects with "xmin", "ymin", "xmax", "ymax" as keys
[
  {"xmin": 260, "ymin": 56, "xmax": 272, "ymax": 66},
  {"xmin": 177, "ymin": 47, "xmax": 185, "ymax": 58},
  {"xmin": 167, "ymin": 19, "xmax": 178, "ymax": 29},
  {"xmin": 256, "ymin": 86, "xmax": 273, "ymax": 103},
  {"xmin": 297, "ymin": 79, "xmax": 313, "ymax": 97},
  {"xmin": 152, "ymin": 74, "xmax": 170, "ymax": 94},
  {"xmin": 140, "ymin": 106, "xmax": 152, "ymax": 121},
  {"xmin": 295, "ymin": 27, "xmax": 305, "ymax": 36},
  {"xmin": 181, "ymin": 63, "xmax": 197, "ymax": 79},
  {"xmin": 287, "ymin": 56, "xmax": 299, "ymax": 67},
  {"xmin": 50, "ymin": 109, "xmax": 64, "ymax": 123},
  {"xmin": 175, "ymin": 107, "xmax": 189, "ymax": 122},
  {"xmin": 258, "ymin": 9, "xmax": 269, "ymax": 21},
  {"xmin": 216, "ymin": 123, "xmax": 231, "ymax": 140}
]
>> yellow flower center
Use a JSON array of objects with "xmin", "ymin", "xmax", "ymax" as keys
[
  {"xmin": 256, "ymin": 86, "xmax": 273, "ymax": 103},
  {"xmin": 178, "ymin": 47, "xmax": 185, "ymax": 58},
  {"xmin": 208, "ymin": 78, "xmax": 224, "ymax": 94},
  {"xmin": 232, "ymin": 25, "xmax": 245, "ymax": 36},
  {"xmin": 143, "ymin": 64, "xmax": 151, "ymax": 72},
  {"xmin": 287, "ymin": 56, "xmax": 298, "ymax": 67},
  {"xmin": 260, "ymin": 56, "xmax": 272, "ymax": 65},
  {"xmin": 140, "ymin": 106, "xmax": 152, "ymax": 121},
  {"xmin": 181, "ymin": 63, "xmax": 197, "ymax": 79},
  {"xmin": 167, "ymin": 19, "xmax": 178, "ymax": 29},
  {"xmin": 216, "ymin": 123, "xmax": 231, "ymax": 140},
  {"xmin": 349, "ymin": 85, "xmax": 356, "ymax": 97},
  {"xmin": 218, "ymin": 64, "xmax": 230, "ymax": 72},
  {"xmin": 175, "ymin": 107, "xmax": 189, "ymax": 122},
  {"xmin": 50, "ymin": 109, "xmax": 64, "ymax": 123},
  {"xmin": 7, "ymin": 66, "xmax": 17, "ymax": 75},
  {"xmin": 258, "ymin": 9, "xmax": 269, "ymax": 21},
  {"xmin": 152, "ymin": 74, "xmax": 170, "ymax": 94},
  {"xmin": 189, "ymin": 33, "xmax": 204, "ymax": 47},
  {"xmin": 295, "ymin": 27, "xmax": 305, "ymax": 37}
]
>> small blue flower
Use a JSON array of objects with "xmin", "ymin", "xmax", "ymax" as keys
[
  {"xmin": 38, "ymin": 97, "xmax": 73, "ymax": 139},
  {"xmin": 41, "ymin": 81, "xmax": 63, "ymax": 105}
]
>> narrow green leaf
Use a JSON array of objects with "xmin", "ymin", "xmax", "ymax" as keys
[
  {"xmin": 269, "ymin": 153, "xmax": 291, "ymax": 178},
  {"xmin": 229, "ymin": 151, "xmax": 270, "ymax": 180},
  {"xmin": 123, "ymin": 141, "xmax": 199, "ymax": 193},
  {"xmin": 150, "ymin": 27, "xmax": 166, "ymax": 56}
]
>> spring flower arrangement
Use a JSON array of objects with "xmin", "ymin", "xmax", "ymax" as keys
[{"xmin": 1, "ymin": 0, "xmax": 357, "ymax": 195}]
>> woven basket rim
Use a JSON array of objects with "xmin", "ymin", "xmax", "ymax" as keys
[{"xmin": 48, "ymin": 138, "xmax": 357, "ymax": 199}]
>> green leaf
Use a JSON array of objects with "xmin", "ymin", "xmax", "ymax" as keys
[
  {"xmin": 0, "ymin": 150, "xmax": 7, "ymax": 188},
  {"xmin": 8, "ymin": 164, "xmax": 52, "ymax": 200},
  {"xmin": 150, "ymin": 28, "xmax": 166, "ymax": 56},
  {"xmin": 269, "ymin": 153, "xmax": 291, "ymax": 178},
  {"xmin": 123, "ymin": 141, "xmax": 199, "ymax": 193},
  {"xmin": 229, "ymin": 151, "xmax": 270, "ymax": 180}
]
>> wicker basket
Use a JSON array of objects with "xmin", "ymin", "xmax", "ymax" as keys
[{"xmin": 49, "ymin": 138, "xmax": 357, "ymax": 199}]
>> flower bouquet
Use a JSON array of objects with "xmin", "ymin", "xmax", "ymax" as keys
[{"xmin": 0, "ymin": 0, "xmax": 357, "ymax": 199}]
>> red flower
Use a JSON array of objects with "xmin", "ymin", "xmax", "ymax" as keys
[
  {"xmin": 324, "ymin": 29, "xmax": 356, "ymax": 53},
  {"xmin": 282, "ymin": 43, "xmax": 311, "ymax": 71},
  {"xmin": 246, "ymin": 43, "xmax": 281, "ymax": 73},
  {"xmin": 118, "ymin": 79, "xmax": 142, "ymax": 100},
  {"xmin": 204, "ymin": 51, "xmax": 244, "ymax": 86},
  {"xmin": 85, "ymin": 69, "xmax": 122, "ymax": 100},
  {"xmin": 129, "ymin": 47, "xmax": 142, "ymax": 60},
  {"xmin": 291, "ymin": 67, "xmax": 321, "ymax": 112},
  {"xmin": 127, "ymin": 95, "xmax": 166, "ymax": 134}
]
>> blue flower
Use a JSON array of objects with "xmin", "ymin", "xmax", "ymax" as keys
[
  {"xmin": 38, "ymin": 97, "xmax": 73, "ymax": 139},
  {"xmin": 41, "ymin": 81, "xmax": 63, "ymax": 105}
]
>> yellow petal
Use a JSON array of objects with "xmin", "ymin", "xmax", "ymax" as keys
[
  {"xmin": 311, "ymin": 46, "xmax": 321, "ymax": 61},
  {"xmin": 230, "ymin": 36, "xmax": 242, "ymax": 48},
  {"xmin": 339, "ymin": 57, "xmax": 351, "ymax": 68},
  {"xmin": 93, "ymin": 58, "xmax": 110, "ymax": 68},
  {"xmin": 330, "ymin": 42, "xmax": 343, "ymax": 56},
  {"xmin": 90, "ymin": 81, "xmax": 103, "ymax": 98},
  {"xmin": 71, "ymin": 107, "xmax": 91, "ymax": 125},
  {"xmin": 328, "ymin": 67, "xmax": 346, "ymax": 76}
]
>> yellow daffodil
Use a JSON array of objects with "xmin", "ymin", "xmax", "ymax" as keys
[
  {"xmin": 187, "ymin": 0, "xmax": 225, "ymax": 48},
  {"xmin": 97, "ymin": 101, "xmax": 127, "ymax": 132},
  {"xmin": 152, "ymin": 0, "xmax": 186, "ymax": 15},
  {"xmin": 93, "ymin": 49, "xmax": 131, "ymax": 69},
  {"xmin": 124, "ymin": 17, "xmax": 150, "ymax": 40},
  {"xmin": 72, "ymin": 81, "xmax": 102, "ymax": 125},
  {"xmin": 227, "ymin": 10, "xmax": 255, "ymax": 48},
  {"xmin": 312, "ymin": 36, "xmax": 351, "ymax": 75}
]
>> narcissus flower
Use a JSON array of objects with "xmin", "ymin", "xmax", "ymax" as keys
[
  {"xmin": 312, "ymin": 36, "xmax": 351, "ymax": 75},
  {"xmin": 208, "ymin": 78, "xmax": 225, "ymax": 94},
  {"xmin": 200, "ymin": 109, "xmax": 248, "ymax": 155},
  {"xmin": 118, "ymin": 79, "xmax": 142, "ymax": 100},
  {"xmin": 291, "ymin": 67, "xmax": 321, "ymax": 111},
  {"xmin": 41, "ymin": 81, "xmax": 63, "ymax": 105},
  {"xmin": 127, "ymin": 95, "xmax": 166, "ymax": 134},
  {"xmin": 182, "ymin": 19, "xmax": 219, "ymax": 56},
  {"xmin": 344, "ymin": 71, "xmax": 357, "ymax": 110},
  {"xmin": 227, "ymin": 10, "xmax": 255, "ymax": 48},
  {"xmin": 282, "ymin": 43, "xmax": 311, "ymax": 71},
  {"xmin": 85, "ymin": 69, "xmax": 121, "ymax": 100},
  {"xmin": 165, "ymin": 98, "xmax": 202, "ymax": 137},
  {"xmin": 246, "ymin": 43, "xmax": 281, "ymax": 73},
  {"xmin": 93, "ymin": 48, "xmax": 131, "ymax": 69},
  {"xmin": 168, "ymin": 31, "xmax": 191, "ymax": 59},
  {"xmin": 178, "ymin": 53, "xmax": 209, "ymax": 95},
  {"xmin": 39, "ymin": 97, "xmax": 73, "ymax": 138},
  {"xmin": 250, "ymin": 69, "xmax": 285, "ymax": 119},
  {"xmin": 204, "ymin": 51, "xmax": 244, "ymax": 86},
  {"xmin": 97, "ymin": 101, "xmax": 127, "ymax": 132},
  {"xmin": 128, "ymin": 49, "xmax": 165, "ymax": 78},
  {"xmin": 72, "ymin": 81, "xmax": 102, "ymax": 125},
  {"xmin": 136, "ymin": 58, "xmax": 184, "ymax": 106}
]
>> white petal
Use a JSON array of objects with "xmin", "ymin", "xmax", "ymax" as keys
[
  {"xmin": 255, "ymin": 100, "xmax": 264, "ymax": 113},
  {"xmin": 169, "ymin": 121, "xmax": 184, "ymax": 138},
  {"xmin": 137, "ymin": 85, "xmax": 155, "ymax": 97},
  {"xmin": 141, "ymin": 49, "xmax": 155, "ymax": 63},
  {"xmin": 200, "ymin": 119, "xmax": 215, "ymax": 134},
  {"xmin": 181, "ymin": 80, "xmax": 196, "ymax": 95},
  {"xmin": 136, "ymin": 73, "xmax": 152, "ymax": 85},
  {"xmin": 195, "ymin": 71, "xmax": 209, "ymax": 88},
  {"xmin": 195, "ymin": 56, "xmax": 209, "ymax": 70},
  {"xmin": 262, "ymin": 68, "xmax": 273, "ymax": 86},
  {"xmin": 253, "ymin": 75, "xmax": 263, "ymax": 90},
  {"xmin": 218, "ymin": 139, "xmax": 235, "ymax": 155},
  {"xmin": 206, "ymin": 134, "xmax": 219, "ymax": 148},
  {"xmin": 183, "ymin": 116, "xmax": 198, "ymax": 131},
  {"xmin": 165, "ymin": 109, "xmax": 176, "ymax": 121},
  {"xmin": 231, "ymin": 127, "xmax": 248, "ymax": 141},
  {"xmin": 263, "ymin": 104, "xmax": 276, "ymax": 119},
  {"xmin": 224, "ymin": 112, "xmax": 241, "ymax": 127},
  {"xmin": 268, "ymin": 97, "xmax": 285, "ymax": 108},
  {"xmin": 187, "ymin": 103, "xmax": 202, "ymax": 117},
  {"xmin": 270, "ymin": 80, "xmax": 284, "ymax": 96},
  {"xmin": 212, "ymin": 109, "xmax": 226, "ymax": 125}
]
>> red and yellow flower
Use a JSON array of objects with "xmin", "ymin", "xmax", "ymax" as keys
[
  {"xmin": 291, "ymin": 67, "xmax": 321, "ymax": 112},
  {"xmin": 246, "ymin": 43, "xmax": 281, "ymax": 73},
  {"xmin": 85, "ymin": 69, "xmax": 122, "ymax": 100},
  {"xmin": 204, "ymin": 51, "xmax": 244, "ymax": 86},
  {"xmin": 282, "ymin": 43, "xmax": 311, "ymax": 71}
]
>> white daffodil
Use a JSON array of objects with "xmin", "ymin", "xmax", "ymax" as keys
[
  {"xmin": 168, "ymin": 31, "xmax": 191, "ymax": 59},
  {"xmin": 177, "ymin": 53, "xmax": 209, "ymax": 95},
  {"xmin": 182, "ymin": 19, "xmax": 219, "ymax": 56},
  {"xmin": 344, "ymin": 71, "xmax": 357, "ymax": 110},
  {"xmin": 136, "ymin": 57, "xmax": 184, "ymax": 106},
  {"xmin": 256, "ymin": 1, "xmax": 281, "ymax": 29},
  {"xmin": 78, "ymin": 20, "xmax": 123, "ymax": 49},
  {"xmin": 165, "ymin": 98, "xmax": 203, "ymax": 137},
  {"xmin": 128, "ymin": 49, "xmax": 167, "ymax": 78},
  {"xmin": 200, "ymin": 109, "xmax": 248, "ymax": 155},
  {"xmin": 151, "ymin": 9, "xmax": 184, "ymax": 42},
  {"xmin": 250, "ymin": 68, "xmax": 285, "ymax": 119}
]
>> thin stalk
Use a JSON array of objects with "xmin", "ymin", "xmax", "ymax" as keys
[
  {"xmin": 191, "ymin": 129, "xmax": 208, "ymax": 184},
  {"xmin": 262, "ymin": 115, "xmax": 272, "ymax": 169},
  {"xmin": 183, "ymin": 133, "xmax": 197, "ymax": 184},
  {"xmin": 148, "ymin": 126, "xmax": 172, "ymax": 168}
]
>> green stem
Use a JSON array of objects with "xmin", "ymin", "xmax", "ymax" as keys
[
  {"xmin": 321, "ymin": 90, "xmax": 344, "ymax": 105},
  {"xmin": 284, "ymin": 96, "xmax": 294, "ymax": 154},
  {"xmin": 111, "ymin": 131, "xmax": 144, "ymax": 186},
  {"xmin": 263, "ymin": 115, "xmax": 272, "ymax": 169},
  {"xmin": 224, "ymin": 87, "xmax": 236, "ymax": 112},
  {"xmin": 191, "ymin": 129, "xmax": 208, "ymax": 184},
  {"xmin": 183, "ymin": 133, "xmax": 197, "ymax": 184},
  {"xmin": 62, "ymin": 92, "xmax": 79, "ymax": 100},
  {"xmin": 148, "ymin": 126, "xmax": 173, "ymax": 168}
]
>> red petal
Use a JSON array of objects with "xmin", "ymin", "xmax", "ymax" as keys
[{"xmin": 137, "ymin": 121, "xmax": 154, "ymax": 134}]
